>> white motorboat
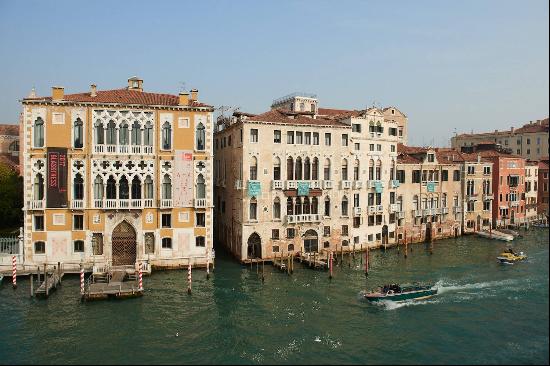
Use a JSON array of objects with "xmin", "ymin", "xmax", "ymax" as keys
[{"xmin": 477, "ymin": 230, "xmax": 514, "ymax": 242}]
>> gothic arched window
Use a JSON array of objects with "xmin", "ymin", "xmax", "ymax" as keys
[
  {"xmin": 34, "ymin": 117, "xmax": 44, "ymax": 148},
  {"xmin": 162, "ymin": 121, "xmax": 172, "ymax": 150},
  {"xmin": 131, "ymin": 121, "xmax": 141, "ymax": 145},
  {"xmin": 74, "ymin": 118, "xmax": 83, "ymax": 148},
  {"xmin": 162, "ymin": 175, "xmax": 172, "ymax": 200},
  {"xmin": 73, "ymin": 173, "xmax": 84, "ymax": 200},
  {"xmin": 196, "ymin": 122, "xmax": 206, "ymax": 151},
  {"xmin": 197, "ymin": 174, "xmax": 206, "ymax": 199}
]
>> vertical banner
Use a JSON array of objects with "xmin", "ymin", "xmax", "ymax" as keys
[
  {"xmin": 297, "ymin": 182, "xmax": 310, "ymax": 196},
  {"xmin": 47, "ymin": 147, "xmax": 68, "ymax": 208},
  {"xmin": 173, "ymin": 150, "xmax": 194, "ymax": 207},
  {"xmin": 247, "ymin": 181, "xmax": 261, "ymax": 197}
]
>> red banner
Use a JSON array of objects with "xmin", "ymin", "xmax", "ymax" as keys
[{"xmin": 47, "ymin": 147, "xmax": 68, "ymax": 208}]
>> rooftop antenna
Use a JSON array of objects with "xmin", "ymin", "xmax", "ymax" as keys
[{"xmin": 178, "ymin": 81, "xmax": 187, "ymax": 93}]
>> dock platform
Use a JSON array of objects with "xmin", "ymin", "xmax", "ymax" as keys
[
  {"xmin": 82, "ymin": 270, "xmax": 143, "ymax": 301},
  {"xmin": 298, "ymin": 252, "xmax": 328, "ymax": 270}
]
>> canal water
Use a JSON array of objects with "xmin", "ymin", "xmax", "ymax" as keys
[{"xmin": 1, "ymin": 229, "xmax": 548, "ymax": 364}]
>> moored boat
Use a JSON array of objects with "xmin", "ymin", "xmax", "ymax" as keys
[
  {"xmin": 364, "ymin": 283, "xmax": 437, "ymax": 302},
  {"xmin": 477, "ymin": 230, "xmax": 514, "ymax": 242},
  {"xmin": 499, "ymin": 228, "xmax": 521, "ymax": 238}
]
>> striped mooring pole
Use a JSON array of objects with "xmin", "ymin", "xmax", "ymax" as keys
[
  {"xmin": 12, "ymin": 256, "xmax": 17, "ymax": 289},
  {"xmin": 80, "ymin": 267, "xmax": 84, "ymax": 295},
  {"xmin": 187, "ymin": 263, "xmax": 192, "ymax": 294},
  {"xmin": 138, "ymin": 263, "xmax": 143, "ymax": 290}
]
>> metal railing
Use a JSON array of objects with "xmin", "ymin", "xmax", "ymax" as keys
[
  {"xmin": 194, "ymin": 198, "xmax": 207, "ymax": 208},
  {"xmin": 0, "ymin": 236, "xmax": 19, "ymax": 255},
  {"xmin": 286, "ymin": 214, "xmax": 321, "ymax": 224}
]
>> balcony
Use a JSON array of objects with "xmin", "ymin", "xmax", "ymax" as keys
[
  {"xmin": 144, "ymin": 199, "xmax": 154, "ymax": 208},
  {"xmin": 483, "ymin": 193, "xmax": 493, "ymax": 200},
  {"xmin": 376, "ymin": 205, "xmax": 384, "ymax": 213},
  {"xmin": 161, "ymin": 199, "xmax": 173, "ymax": 208},
  {"xmin": 93, "ymin": 144, "xmax": 154, "ymax": 155},
  {"xmin": 413, "ymin": 209, "xmax": 422, "ymax": 217},
  {"xmin": 353, "ymin": 207, "xmax": 362, "ymax": 216},
  {"xmin": 71, "ymin": 200, "xmax": 84, "ymax": 209},
  {"xmin": 389, "ymin": 180, "xmax": 400, "ymax": 189},
  {"xmin": 441, "ymin": 207, "xmax": 449, "ymax": 214},
  {"xmin": 389, "ymin": 204, "xmax": 399, "ymax": 213},
  {"xmin": 509, "ymin": 201, "xmax": 520, "ymax": 207},
  {"xmin": 453, "ymin": 206, "xmax": 462, "ymax": 214},
  {"xmin": 353, "ymin": 181, "xmax": 363, "ymax": 189},
  {"xmin": 271, "ymin": 180, "xmax": 283, "ymax": 190},
  {"xmin": 368, "ymin": 206, "xmax": 376, "ymax": 214},
  {"xmin": 28, "ymin": 200, "xmax": 45, "ymax": 210},
  {"xmin": 423, "ymin": 209, "xmax": 432, "ymax": 216},
  {"xmin": 286, "ymin": 181, "xmax": 297, "ymax": 189},
  {"xmin": 367, "ymin": 180, "xmax": 384, "ymax": 189},
  {"xmin": 286, "ymin": 214, "xmax": 322, "ymax": 224},
  {"xmin": 341, "ymin": 180, "xmax": 352, "ymax": 190},
  {"xmin": 467, "ymin": 193, "xmax": 478, "ymax": 200},
  {"xmin": 235, "ymin": 180, "xmax": 243, "ymax": 190},
  {"xmin": 397, "ymin": 211, "xmax": 405, "ymax": 219},
  {"xmin": 323, "ymin": 180, "xmax": 333, "ymax": 189},
  {"xmin": 194, "ymin": 198, "xmax": 207, "ymax": 208}
]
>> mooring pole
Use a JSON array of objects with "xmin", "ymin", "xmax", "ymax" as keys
[
  {"xmin": 30, "ymin": 273, "xmax": 34, "ymax": 297},
  {"xmin": 329, "ymin": 251, "xmax": 333, "ymax": 280},
  {"xmin": 365, "ymin": 247, "xmax": 369, "ymax": 277},
  {"xmin": 187, "ymin": 263, "xmax": 192, "ymax": 295},
  {"xmin": 12, "ymin": 256, "xmax": 17, "ymax": 289}
]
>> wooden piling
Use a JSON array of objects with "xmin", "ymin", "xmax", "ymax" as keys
[
  {"xmin": 360, "ymin": 244, "xmax": 363, "ymax": 264},
  {"xmin": 329, "ymin": 251, "xmax": 333, "ymax": 280},
  {"xmin": 44, "ymin": 264, "xmax": 49, "ymax": 297},
  {"xmin": 261, "ymin": 260, "xmax": 265, "ymax": 282},
  {"xmin": 58, "ymin": 262, "xmax": 61, "ymax": 285},
  {"xmin": 365, "ymin": 247, "xmax": 369, "ymax": 277},
  {"xmin": 30, "ymin": 274, "xmax": 34, "ymax": 297}
]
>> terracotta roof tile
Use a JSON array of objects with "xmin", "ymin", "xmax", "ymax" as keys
[
  {"xmin": 0, "ymin": 124, "xmax": 19, "ymax": 136},
  {"xmin": 248, "ymin": 109, "xmax": 349, "ymax": 127},
  {"xmin": 24, "ymin": 88, "xmax": 213, "ymax": 109}
]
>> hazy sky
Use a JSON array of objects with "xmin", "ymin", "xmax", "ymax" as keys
[{"xmin": 1, "ymin": 0, "xmax": 548, "ymax": 146}]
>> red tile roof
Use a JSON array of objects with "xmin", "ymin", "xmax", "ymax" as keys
[
  {"xmin": 248, "ymin": 109, "xmax": 349, "ymax": 127},
  {"xmin": 0, "ymin": 124, "xmax": 19, "ymax": 136},
  {"xmin": 24, "ymin": 88, "xmax": 213, "ymax": 109},
  {"xmin": 317, "ymin": 108, "xmax": 357, "ymax": 116}
]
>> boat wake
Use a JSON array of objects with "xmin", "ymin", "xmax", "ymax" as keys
[
  {"xmin": 434, "ymin": 278, "xmax": 522, "ymax": 294},
  {"xmin": 373, "ymin": 298, "xmax": 440, "ymax": 310}
]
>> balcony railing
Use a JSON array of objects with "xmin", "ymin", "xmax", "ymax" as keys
[
  {"xmin": 442, "ymin": 207, "xmax": 449, "ymax": 214},
  {"xmin": 341, "ymin": 180, "xmax": 352, "ymax": 190},
  {"xmin": 389, "ymin": 180, "xmax": 401, "ymax": 189},
  {"xmin": 93, "ymin": 144, "xmax": 154, "ymax": 155},
  {"xmin": 71, "ymin": 200, "xmax": 84, "ymax": 209},
  {"xmin": 354, "ymin": 181, "xmax": 363, "ymax": 189},
  {"xmin": 194, "ymin": 198, "xmax": 207, "ymax": 208},
  {"xmin": 483, "ymin": 193, "xmax": 493, "ymax": 200},
  {"xmin": 161, "ymin": 199, "xmax": 173, "ymax": 208},
  {"xmin": 353, "ymin": 207, "xmax": 362, "ymax": 216},
  {"xmin": 467, "ymin": 193, "xmax": 478, "ymax": 200},
  {"xmin": 271, "ymin": 180, "xmax": 283, "ymax": 190},
  {"xmin": 413, "ymin": 209, "xmax": 422, "ymax": 217},
  {"xmin": 286, "ymin": 214, "xmax": 322, "ymax": 224},
  {"xmin": 397, "ymin": 211, "xmax": 405, "ymax": 219},
  {"xmin": 368, "ymin": 206, "xmax": 376, "ymax": 214},
  {"xmin": 376, "ymin": 205, "xmax": 384, "ymax": 213},
  {"xmin": 453, "ymin": 206, "xmax": 462, "ymax": 214},
  {"xmin": 92, "ymin": 198, "xmax": 155, "ymax": 209},
  {"xmin": 510, "ymin": 201, "xmax": 520, "ymax": 207},
  {"xmin": 235, "ymin": 180, "xmax": 243, "ymax": 190},
  {"xmin": 389, "ymin": 203, "xmax": 399, "ymax": 213},
  {"xmin": 144, "ymin": 199, "xmax": 154, "ymax": 208},
  {"xmin": 323, "ymin": 180, "xmax": 333, "ymax": 189},
  {"xmin": 367, "ymin": 180, "xmax": 384, "ymax": 189},
  {"xmin": 423, "ymin": 209, "xmax": 431, "ymax": 216},
  {"xmin": 28, "ymin": 200, "xmax": 45, "ymax": 210},
  {"xmin": 286, "ymin": 181, "xmax": 297, "ymax": 189}
]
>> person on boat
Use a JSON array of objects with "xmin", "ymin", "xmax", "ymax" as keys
[{"xmin": 506, "ymin": 248, "xmax": 517, "ymax": 255}]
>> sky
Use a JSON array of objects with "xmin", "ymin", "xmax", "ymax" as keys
[{"xmin": 0, "ymin": 0, "xmax": 548, "ymax": 147}]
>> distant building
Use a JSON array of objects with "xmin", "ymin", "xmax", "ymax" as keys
[
  {"xmin": 525, "ymin": 161, "xmax": 539, "ymax": 222},
  {"xmin": 0, "ymin": 124, "xmax": 20, "ymax": 173},
  {"xmin": 451, "ymin": 118, "xmax": 549, "ymax": 161},
  {"xmin": 20, "ymin": 78, "xmax": 214, "ymax": 271},
  {"xmin": 538, "ymin": 158, "xmax": 549, "ymax": 217}
]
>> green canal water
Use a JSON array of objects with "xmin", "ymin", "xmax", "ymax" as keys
[{"xmin": 1, "ymin": 229, "xmax": 548, "ymax": 365}]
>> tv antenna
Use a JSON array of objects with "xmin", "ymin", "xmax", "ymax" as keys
[{"xmin": 178, "ymin": 81, "xmax": 187, "ymax": 93}]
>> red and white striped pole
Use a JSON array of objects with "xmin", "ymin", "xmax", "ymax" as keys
[
  {"xmin": 12, "ymin": 256, "xmax": 17, "ymax": 289},
  {"xmin": 138, "ymin": 263, "xmax": 143, "ymax": 290},
  {"xmin": 80, "ymin": 267, "xmax": 84, "ymax": 295},
  {"xmin": 187, "ymin": 263, "xmax": 192, "ymax": 294}
]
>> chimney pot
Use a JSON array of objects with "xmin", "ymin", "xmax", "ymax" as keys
[
  {"xmin": 90, "ymin": 84, "xmax": 97, "ymax": 97},
  {"xmin": 52, "ymin": 86, "xmax": 64, "ymax": 101},
  {"xmin": 190, "ymin": 88, "xmax": 198, "ymax": 102},
  {"xmin": 178, "ymin": 92, "xmax": 190, "ymax": 106}
]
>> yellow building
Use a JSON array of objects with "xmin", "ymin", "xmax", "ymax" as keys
[{"xmin": 20, "ymin": 77, "xmax": 214, "ymax": 272}]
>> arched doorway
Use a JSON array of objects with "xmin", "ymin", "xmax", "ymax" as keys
[
  {"xmin": 303, "ymin": 229, "xmax": 318, "ymax": 253},
  {"xmin": 382, "ymin": 225, "xmax": 389, "ymax": 245},
  {"xmin": 425, "ymin": 222, "xmax": 432, "ymax": 242},
  {"xmin": 112, "ymin": 221, "xmax": 137, "ymax": 266},
  {"xmin": 510, "ymin": 210, "xmax": 515, "ymax": 225},
  {"xmin": 476, "ymin": 215, "xmax": 481, "ymax": 231},
  {"xmin": 247, "ymin": 232, "xmax": 262, "ymax": 259}
]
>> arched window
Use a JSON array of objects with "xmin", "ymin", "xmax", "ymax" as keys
[
  {"xmin": 162, "ymin": 175, "xmax": 172, "ymax": 200},
  {"xmin": 324, "ymin": 196, "xmax": 330, "ymax": 216},
  {"xmin": 273, "ymin": 198, "xmax": 281, "ymax": 219},
  {"xmin": 442, "ymin": 193, "xmax": 447, "ymax": 208},
  {"xmin": 295, "ymin": 157, "xmax": 302, "ymax": 180},
  {"xmin": 341, "ymin": 196, "xmax": 349, "ymax": 216},
  {"xmin": 131, "ymin": 121, "xmax": 141, "ymax": 145},
  {"xmin": 144, "ymin": 122, "xmax": 153, "ymax": 146},
  {"xmin": 303, "ymin": 197, "xmax": 311, "ymax": 214},
  {"xmin": 312, "ymin": 158, "xmax": 319, "ymax": 180},
  {"xmin": 197, "ymin": 174, "xmax": 206, "ymax": 199},
  {"xmin": 295, "ymin": 197, "xmax": 302, "ymax": 215},
  {"xmin": 312, "ymin": 197, "xmax": 318, "ymax": 214},
  {"xmin": 144, "ymin": 176, "xmax": 153, "ymax": 199},
  {"xmin": 324, "ymin": 158, "xmax": 331, "ymax": 180},
  {"xmin": 368, "ymin": 159, "xmax": 375, "ymax": 180},
  {"xmin": 119, "ymin": 176, "xmax": 129, "ymax": 200},
  {"xmin": 196, "ymin": 122, "xmax": 206, "ymax": 151},
  {"xmin": 106, "ymin": 120, "xmax": 116, "ymax": 145},
  {"xmin": 94, "ymin": 176, "xmax": 103, "ymax": 200},
  {"xmin": 34, "ymin": 173, "xmax": 44, "ymax": 200},
  {"xmin": 376, "ymin": 160, "xmax": 382, "ymax": 180},
  {"xmin": 354, "ymin": 159, "xmax": 360, "ymax": 180},
  {"xmin": 131, "ymin": 176, "xmax": 141, "ymax": 199},
  {"xmin": 249, "ymin": 198, "xmax": 257, "ymax": 220},
  {"xmin": 74, "ymin": 118, "xmax": 83, "ymax": 148},
  {"xmin": 273, "ymin": 157, "xmax": 281, "ymax": 180},
  {"xmin": 287, "ymin": 157, "xmax": 294, "ymax": 180},
  {"xmin": 310, "ymin": 103, "xmax": 315, "ymax": 112},
  {"xmin": 95, "ymin": 120, "xmax": 104, "ymax": 145},
  {"xmin": 119, "ymin": 122, "xmax": 129, "ymax": 145},
  {"xmin": 250, "ymin": 157, "xmax": 258, "ymax": 180},
  {"xmin": 33, "ymin": 117, "xmax": 44, "ymax": 147},
  {"xmin": 73, "ymin": 173, "xmax": 84, "ymax": 200},
  {"xmin": 162, "ymin": 122, "xmax": 172, "ymax": 150},
  {"xmin": 106, "ymin": 176, "xmax": 116, "ymax": 199},
  {"xmin": 341, "ymin": 159, "xmax": 348, "ymax": 181},
  {"xmin": 304, "ymin": 157, "xmax": 311, "ymax": 180},
  {"xmin": 287, "ymin": 197, "xmax": 293, "ymax": 215}
]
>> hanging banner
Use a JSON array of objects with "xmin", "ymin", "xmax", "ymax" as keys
[
  {"xmin": 46, "ymin": 147, "xmax": 68, "ymax": 208},
  {"xmin": 173, "ymin": 150, "xmax": 194, "ymax": 207},
  {"xmin": 374, "ymin": 181, "xmax": 383, "ymax": 193},
  {"xmin": 248, "ymin": 181, "xmax": 261, "ymax": 197},
  {"xmin": 427, "ymin": 182, "xmax": 436, "ymax": 193},
  {"xmin": 297, "ymin": 181, "xmax": 310, "ymax": 196}
]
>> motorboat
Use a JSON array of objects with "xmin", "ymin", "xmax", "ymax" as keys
[
  {"xmin": 497, "ymin": 249, "xmax": 527, "ymax": 264},
  {"xmin": 364, "ymin": 283, "xmax": 437, "ymax": 302},
  {"xmin": 477, "ymin": 230, "xmax": 514, "ymax": 242}
]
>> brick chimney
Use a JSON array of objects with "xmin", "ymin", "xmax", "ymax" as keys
[
  {"xmin": 178, "ymin": 92, "xmax": 189, "ymax": 106},
  {"xmin": 190, "ymin": 88, "xmax": 198, "ymax": 101},
  {"xmin": 90, "ymin": 84, "xmax": 97, "ymax": 97},
  {"xmin": 52, "ymin": 86, "xmax": 64, "ymax": 101},
  {"xmin": 128, "ymin": 76, "xmax": 143, "ymax": 91}
]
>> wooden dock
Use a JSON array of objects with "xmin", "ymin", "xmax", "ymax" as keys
[
  {"xmin": 298, "ymin": 252, "xmax": 328, "ymax": 270},
  {"xmin": 82, "ymin": 270, "xmax": 143, "ymax": 301},
  {"xmin": 34, "ymin": 272, "xmax": 63, "ymax": 297}
]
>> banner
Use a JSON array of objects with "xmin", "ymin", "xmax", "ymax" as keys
[
  {"xmin": 173, "ymin": 150, "xmax": 194, "ymax": 207},
  {"xmin": 297, "ymin": 181, "xmax": 310, "ymax": 196},
  {"xmin": 248, "ymin": 181, "xmax": 261, "ymax": 197},
  {"xmin": 374, "ymin": 181, "xmax": 383, "ymax": 193},
  {"xmin": 427, "ymin": 182, "xmax": 436, "ymax": 193},
  {"xmin": 46, "ymin": 147, "xmax": 68, "ymax": 208}
]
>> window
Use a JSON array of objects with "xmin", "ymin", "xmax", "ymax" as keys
[
  {"xmin": 74, "ymin": 118, "xmax": 83, "ymax": 148},
  {"xmin": 272, "ymin": 229, "xmax": 279, "ymax": 240},
  {"xmin": 196, "ymin": 123, "xmax": 206, "ymax": 150},
  {"xmin": 73, "ymin": 214, "xmax": 84, "ymax": 230},
  {"xmin": 412, "ymin": 170, "xmax": 421, "ymax": 183},
  {"xmin": 250, "ymin": 199, "xmax": 257, "ymax": 220},
  {"xmin": 93, "ymin": 233, "xmax": 104, "ymax": 255},
  {"xmin": 250, "ymin": 129, "xmax": 258, "ymax": 143},
  {"xmin": 467, "ymin": 165, "xmax": 475, "ymax": 175},
  {"xmin": 287, "ymin": 131, "xmax": 295, "ymax": 144},
  {"xmin": 369, "ymin": 144, "xmax": 374, "ymax": 151},
  {"xmin": 162, "ymin": 121, "xmax": 172, "ymax": 150},
  {"xmin": 341, "ymin": 196, "xmax": 349, "ymax": 216},
  {"xmin": 324, "ymin": 159, "xmax": 331, "ymax": 180},
  {"xmin": 453, "ymin": 170, "xmax": 461, "ymax": 181},
  {"xmin": 161, "ymin": 214, "xmax": 171, "ymax": 228},
  {"xmin": 273, "ymin": 199, "xmax": 281, "ymax": 219},
  {"xmin": 34, "ymin": 241, "xmax": 45, "ymax": 254},
  {"xmin": 162, "ymin": 175, "xmax": 172, "ymax": 200},
  {"xmin": 296, "ymin": 131, "xmax": 303, "ymax": 144},
  {"xmin": 389, "ymin": 127, "xmax": 397, "ymax": 136},
  {"xmin": 324, "ymin": 226, "xmax": 331, "ymax": 236},
  {"xmin": 33, "ymin": 117, "xmax": 44, "ymax": 148},
  {"xmin": 391, "ymin": 145, "xmax": 396, "ymax": 153},
  {"xmin": 119, "ymin": 122, "xmax": 129, "ymax": 145},
  {"xmin": 249, "ymin": 157, "xmax": 258, "ymax": 180},
  {"xmin": 341, "ymin": 134, "xmax": 348, "ymax": 146},
  {"xmin": 196, "ymin": 213, "xmax": 205, "ymax": 227},
  {"xmin": 162, "ymin": 237, "xmax": 172, "ymax": 249},
  {"xmin": 131, "ymin": 121, "xmax": 141, "ymax": 146},
  {"xmin": 287, "ymin": 228, "xmax": 295, "ymax": 239},
  {"xmin": 273, "ymin": 157, "xmax": 281, "ymax": 180},
  {"xmin": 195, "ymin": 236, "xmax": 205, "ymax": 247},
  {"xmin": 74, "ymin": 240, "xmax": 84, "ymax": 253},
  {"xmin": 325, "ymin": 133, "xmax": 331, "ymax": 146},
  {"xmin": 483, "ymin": 201, "xmax": 491, "ymax": 211},
  {"xmin": 442, "ymin": 170, "xmax": 448, "ymax": 181},
  {"xmin": 34, "ymin": 174, "xmax": 44, "ymax": 200},
  {"xmin": 324, "ymin": 197, "xmax": 331, "ymax": 217},
  {"xmin": 396, "ymin": 170, "xmax": 405, "ymax": 183},
  {"xmin": 313, "ymin": 133, "xmax": 319, "ymax": 145},
  {"xmin": 196, "ymin": 174, "xmax": 206, "ymax": 199},
  {"xmin": 274, "ymin": 130, "xmax": 281, "ymax": 143},
  {"xmin": 352, "ymin": 124, "xmax": 361, "ymax": 133},
  {"xmin": 144, "ymin": 122, "xmax": 153, "ymax": 147},
  {"xmin": 342, "ymin": 225, "xmax": 349, "ymax": 236},
  {"xmin": 305, "ymin": 132, "xmax": 311, "ymax": 145},
  {"xmin": 73, "ymin": 173, "xmax": 84, "ymax": 200},
  {"xmin": 353, "ymin": 217, "xmax": 361, "ymax": 228},
  {"xmin": 355, "ymin": 143, "xmax": 360, "ymax": 151},
  {"xmin": 34, "ymin": 215, "xmax": 44, "ymax": 231},
  {"xmin": 377, "ymin": 144, "xmax": 382, "ymax": 151},
  {"xmin": 427, "ymin": 154, "xmax": 435, "ymax": 162}
]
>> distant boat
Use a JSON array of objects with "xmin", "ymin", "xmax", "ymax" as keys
[
  {"xmin": 499, "ymin": 228, "xmax": 521, "ymax": 238},
  {"xmin": 477, "ymin": 230, "xmax": 514, "ymax": 242},
  {"xmin": 497, "ymin": 250, "xmax": 527, "ymax": 264},
  {"xmin": 364, "ymin": 283, "xmax": 437, "ymax": 302},
  {"xmin": 531, "ymin": 223, "xmax": 549, "ymax": 228}
]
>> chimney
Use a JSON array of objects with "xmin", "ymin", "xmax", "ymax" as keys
[
  {"xmin": 190, "ymin": 88, "xmax": 198, "ymax": 101},
  {"xmin": 510, "ymin": 127, "xmax": 514, "ymax": 133},
  {"xmin": 52, "ymin": 86, "xmax": 64, "ymax": 101},
  {"xmin": 178, "ymin": 92, "xmax": 189, "ymax": 106},
  {"xmin": 128, "ymin": 76, "xmax": 143, "ymax": 91},
  {"xmin": 477, "ymin": 153, "xmax": 481, "ymax": 163},
  {"xmin": 90, "ymin": 84, "xmax": 97, "ymax": 97}
]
